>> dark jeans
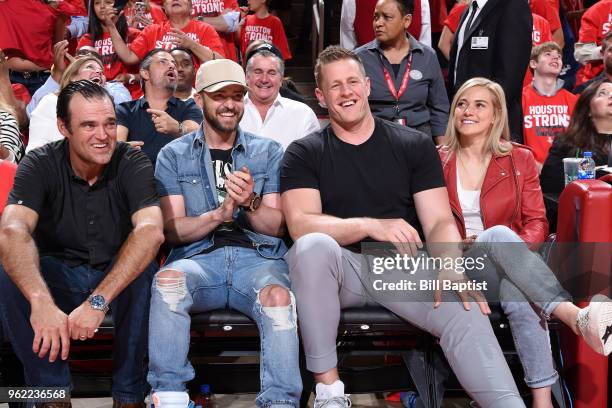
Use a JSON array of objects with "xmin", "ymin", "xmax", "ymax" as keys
[
  {"xmin": 0, "ymin": 256, "xmax": 157, "ymax": 403},
  {"xmin": 9, "ymin": 70, "xmax": 50, "ymax": 98}
]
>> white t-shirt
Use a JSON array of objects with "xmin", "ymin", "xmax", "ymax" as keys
[
  {"xmin": 27, "ymin": 93, "xmax": 63, "ymax": 153},
  {"xmin": 456, "ymin": 167, "xmax": 484, "ymax": 237},
  {"xmin": 240, "ymin": 93, "xmax": 321, "ymax": 149}
]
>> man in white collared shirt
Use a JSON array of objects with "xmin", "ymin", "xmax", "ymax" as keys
[{"xmin": 240, "ymin": 49, "xmax": 320, "ymax": 149}]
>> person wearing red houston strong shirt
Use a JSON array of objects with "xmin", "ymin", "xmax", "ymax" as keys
[
  {"xmin": 191, "ymin": 0, "xmax": 240, "ymax": 61},
  {"xmin": 523, "ymin": 42, "xmax": 577, "ymax": 168},
  {"xmin": 240, "ymin": 0, "xmax": 291, "ymax": 60},
  {"xmin": 103, "ymin": 0, "xmax": 224, "ymax": 68},
  {"xmin": 523, "ymin": 13, "xmax": 553, "ymax": 87},
  {"xmin": 530, "ymin": 0, "xmax": 563, "ymax": 46},
  {"xmin": 78, "ymin": 0, "xmax": 141, "ymax": 83},
  {"xmin": 575, "ymin": 0, "xmax": 612, "ymax": 86}
]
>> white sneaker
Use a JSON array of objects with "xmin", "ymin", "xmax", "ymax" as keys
[
  {"xmin": 314, "ymin": 381, "xmax": 351, "ymax": 408},
  {"xmin": 313, "ymin": 395, "xmax": 352, "ymax": 408},
  {"xmin": 576, "ymin": 294, "xmax": 612, "ymax": 355}
]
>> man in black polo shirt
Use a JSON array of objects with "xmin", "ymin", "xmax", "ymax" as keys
[
  {"xmin": 0, "ymin": 80, "xmax": 164, "ymax": 408},
  {"xmin": 116, "ymin": 49, "xmax": 203, "ymax": 167},
  {"xmin": 280, "ymin": 46, "xmax": 525, "ymax": 408}
]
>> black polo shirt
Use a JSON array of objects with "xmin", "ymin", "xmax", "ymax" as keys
[
  {"xmin": 116, "ymin": 96, "xmax": 203, "ymax": 167},
  {"xmin": 7, "ymin": 140, "xmax": 159, "ymax": 269}
]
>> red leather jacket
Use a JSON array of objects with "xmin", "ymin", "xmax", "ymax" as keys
[{"xmin": 438, "ymin": 143, "xmax": 549, "ymax": 244}]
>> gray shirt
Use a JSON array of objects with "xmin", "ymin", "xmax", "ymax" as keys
[{"xmin": 355, "ymin": 35, "xmax": 449, "ymax": 137}]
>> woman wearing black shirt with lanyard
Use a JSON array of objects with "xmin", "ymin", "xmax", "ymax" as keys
[{"xmin": 355, "ymin": 0, "xmax": 449, "ymax": 144}]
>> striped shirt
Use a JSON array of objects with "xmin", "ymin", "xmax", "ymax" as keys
[{"xmin": 0, "ymin": 110, "xmax": 24, "ymax": 163}]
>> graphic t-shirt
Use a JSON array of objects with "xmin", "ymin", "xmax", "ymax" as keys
[
  {"xmin": 523, "ymin": 13, "xmax": 553, "ymax": 87},
  {"xmin": 576, "ymin": 0, "xmax": 612, "ymax": 85},
  {"xmin": 529, "ymin": 0, "xmax": 562, "ymax": 33},
  {"xmin": 522, "ymin": 85, "xmax": 577, "ymax": 163},
  {"xmin": 280, "ymin": 117, "xmax": 445, "ymax": 250},
  {"xmin": 129, "ymin": 20, "xmax": 225, "ymax": 61},
  {"xmin": 78, "ymin": 28, "xmax": 140, "ymax": 81},
  {"xmin": 207, "ymin": 148, "xmax": 252, "ymax": 250},
  {"xmin": 240, "ymin": 14, "xmax": 292, "ymax": 60},
  {"xmin": 191, "ymin": 0, "xmax": 239, "ymax": 61}
]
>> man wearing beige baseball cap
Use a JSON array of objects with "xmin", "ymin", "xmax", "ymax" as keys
[{"xmin": 148, "ymin": 58, "xmax": 301, "ymax": 408}]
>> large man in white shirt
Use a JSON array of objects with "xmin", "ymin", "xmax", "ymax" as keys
[{"xmin": 240, "ymin": 45, "xmax": 320, "ymax": 149}]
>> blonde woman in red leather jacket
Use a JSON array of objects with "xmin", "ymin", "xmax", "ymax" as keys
[{"xmin": 439, "ymin": 77, "xmax": 612, "ymax": 408}]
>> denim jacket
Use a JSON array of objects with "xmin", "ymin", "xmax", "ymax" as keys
[{"xmin": 155, "ymin": 126, "xmax": 287, "ymax": 262}]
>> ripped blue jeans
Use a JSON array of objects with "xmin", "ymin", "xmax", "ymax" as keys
[{"xmin": 147, "ymin": 246, "xmax": 302, "ymax": 408}]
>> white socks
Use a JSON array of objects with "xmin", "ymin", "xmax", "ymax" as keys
[
  {"xmin": 151, "ymin": 391, "xmax": 190, "ymax": 407},
  {"xmin": 315, "ymin": 380, "xmax": 345, "ymax": 399}
]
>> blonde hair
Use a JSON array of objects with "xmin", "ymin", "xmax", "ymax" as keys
[
  {"xmin": 443, "ymin": 77, "xmax": 512, "ymax": 157},
  {"xmin": 59, "ymin": 57, "xmax": 103, "ymax": 91}
]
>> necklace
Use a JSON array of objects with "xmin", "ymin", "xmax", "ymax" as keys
[{"xmin": 457, "ymin": 149, "xmax": 490, "ymax": 190}]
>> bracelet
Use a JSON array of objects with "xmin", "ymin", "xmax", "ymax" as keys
[{"xmin": 178, "ymin": 121, "xmax": 184, "ymax": 136}]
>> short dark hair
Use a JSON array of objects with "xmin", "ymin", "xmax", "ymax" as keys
[
  {"xmin": 57, "ymin": 80, "xmax": 114, "ymax": 132},
  {"xmin": 171, "ymin": 47, "xmax": 196, "ymax": 64},
  {"xmin": 386, "ymin": 0, "xmax": 415, "ymax": 16},
  {"xmin": 140, "ymin": 48, "xmax": 173, "ymax": 90},
  {"xmin": 314, "ymin": 46, "xmax": 366, "ymax": 87}
]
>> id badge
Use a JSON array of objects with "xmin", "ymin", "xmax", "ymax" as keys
[{"xmin": 471, "ymin": 36, "xmax": 489, "ymax": 49}]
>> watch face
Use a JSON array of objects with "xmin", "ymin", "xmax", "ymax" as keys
[
  {"xmin": 251, "ymin": 195, "xmax": 262, "ymax": 210},
  {"xmin": 90, "ymin": 295, "xmax": 106, "ymax": 309}
]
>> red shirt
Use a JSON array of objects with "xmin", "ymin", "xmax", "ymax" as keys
[
  {"xmin": 529, "ymin": 0, "xmax": 561, "ymax": 33},
  {"xmin": 12, "ymin": 84, "xmax": 31, "ymax": 105},
  {"xmin": 0, "ymin": 160, "xmax": 17, "ymax": 215},
  {"xmin": 576, "ymin": 0, "xmax": 612, "ymax": 85},
  {"xmin": 523, "ymin": 13, "xmax": 553, "ymax": 87},
  {"xmin": 443, "ymin": 2, "xmax": 467, "ymax": 34},
  {"xmin": 191, "ymin": 0, "xmax": 239, "ymax": 61},
  {"xmin": 522, "ymin": 85, "xmax": 577, "ymax": 163},
  {"xmin": 430, "ymin": 0, "xmax": 449, "ymax": 33},
  {"xmin": 579, "ymin": 0, "xmax": 612, "ymax": 43},
  {"xmin": 129, "ymin": 20, "xmax": 225, "ymax": 61},
  {"xmin": 0, "ymin": 0, "xmax": 58, "ymax": 68},
  {"xmin": 78, "ymin": 28, "xmax": 140, "ymax": 81},
  {"xmin": 241, "ymin": 14, "xmax": 292, "ymax": 60}
]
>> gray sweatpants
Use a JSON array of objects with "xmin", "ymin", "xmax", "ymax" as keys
[{"xmin": 285, "ymin": 233, "xmax": 525, "ymax": 408}]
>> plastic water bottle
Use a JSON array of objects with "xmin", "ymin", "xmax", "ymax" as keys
[
  {"xmin": 194, "ymin": 384, "xmax": 215, "ymax": 408},
  {"xmin": 399, "ymin": 391, "xmax": 417, "ymax": 407},
  {"xmin": 577, "ymin": 151, "xmax": 596, "ymax": 179}
]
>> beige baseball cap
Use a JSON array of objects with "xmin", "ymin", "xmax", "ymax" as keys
[{"xmin": 195, "ymin": 59, "xmax": 248, "ymax": 93}]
